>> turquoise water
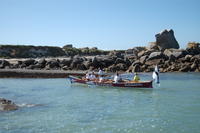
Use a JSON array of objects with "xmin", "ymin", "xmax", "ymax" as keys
[{"xmin": 0, "ymin": 73, "xmax": 200, "ymax": 133}]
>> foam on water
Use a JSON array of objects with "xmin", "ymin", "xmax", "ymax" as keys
[{"xmin": 17, "ymin": 103, "xmax": 43, "ymax": 108}]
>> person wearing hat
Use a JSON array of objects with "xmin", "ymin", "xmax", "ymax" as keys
[{"xmin": 133, "ymin": 72, "xmax": 140, "ymax": 82}]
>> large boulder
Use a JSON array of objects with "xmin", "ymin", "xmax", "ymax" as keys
[
  {"xmin": 91, "ymin": 56, "xmax": 115, "ymax": 68},
  {"xmin": 0, "ymin": 60, "xmax": 10, "ymax": 68},
  {"xmin": 126, "ymin": 47, "xmax": 146, "ymax": 56},
  {"xmin": 91, "ymin": 56, "xmax": 103, "ymax": 68},
  {"xmin": 76, "ymin": 64, "xmax": 87, "ymax": 70},
  {"xmin": 0, "ymin": 98, "xmax": 18, "ymax": 111},
  {"xmin": 115, "ymin": 58, "xmax": 126, "ymax": 64},
  {"xmin": 145, "ymin": 59, "xmax": 163, "ymax": 66},
  {"xmin": 103, "ymin": 57, "xmax": 115, "ymax": 67},
  {"xmin": 21, "ymin": 59, "xmax": 36, "ymax": 68},
  {"xmin": 70, "ymin": 56, "xmax": 84, "ymax": 69},
  {"xmin": 155, "ymin": 29, "xmax": 179, "ymax": 50},
  {"xmin": 124, "ymin": 57, "xmax": 132, "ymax": 66},
  {"xmin": 132, "ymin": 64, "xmax": 141, "ymax": 72},
  {"xmin": 164, "ymin": 49, "xmax": 187, "ymax": 59},
  {"xmin": 147, "ymin": 52, "xmax": 165, "ymax": 60},
  {"xmin": 60, "ymin": 58, "xmax": 72, "ymax": 67},
  {"xmin": 115, "ymin": 63, "xmax": 127, "ymax": 71},
  {"xmin": 179, "ymin": 65, "xmax": 191, "ymax": 72},
  {"xmin": 82, "ymin": 61, "xmax": 92, "ymax": 69},
  {"xmin": 139, "ymin": 55, "xmax": 148, "ymax": 64},
  {"xmin": 37, "ymin": 58, "xmax": 47, "ymax": 65},
  {"xmin": 148, "ymin": 42, "xmax": 160, "ymax": 50},
  {"xmin": 35, "ymin": 58, "xmax": 46, "ymax": 68},
  {"xmin": 46, "ymin": 59, "xmax": 60, "ymax": 69}
]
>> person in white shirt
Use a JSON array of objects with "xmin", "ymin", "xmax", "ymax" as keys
[
  {"xmin": 89, "ymin": 72, "xmax": 96, "ymax": 80},
  {"xmin": 114, "ymin": 72, "xmax": 121, "ymax": 83},
  {"xmin": 98, "ymin": 68, "xmax": 104, "ymax": 76},
  {"xmin": 99, "ymin": 75, "xmax": 104, "ymax": 83},
  {"xmin": 85, "ymin": 72, "xmax": 90, "ymax": 80}
]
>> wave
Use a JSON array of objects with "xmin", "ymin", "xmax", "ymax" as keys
[{"xmin": 17, "ymin": 103, "xmax": 43, "ymax": 108}]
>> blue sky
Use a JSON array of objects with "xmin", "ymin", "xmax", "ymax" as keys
[{"xmin": 0, "ymin": 0, "xmax": 199, "ymax": 50}]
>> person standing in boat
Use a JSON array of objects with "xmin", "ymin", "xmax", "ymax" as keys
[{"xmin": 133, "ymin": 72, "xmax": 140, "ymax": 82}]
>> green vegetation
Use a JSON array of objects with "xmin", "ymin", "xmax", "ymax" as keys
[
  {"xmin": 62, "ymin": 46, "xmax": 109, "ymax": 56},
  {"xmin": 0, "ymin": 44, "xmax": 111, "ymax": 58},
  {"xmin": 0, "ymin": 45, "xmax": 66, "ymax": 58}
]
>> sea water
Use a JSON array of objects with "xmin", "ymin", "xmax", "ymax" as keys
[{"xmin": 0, "ymin": 73, "xmax": 200, "ymax": 133}]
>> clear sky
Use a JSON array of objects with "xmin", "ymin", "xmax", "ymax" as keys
[{"xmin": 0, "ymin": 0, "xmax": 199, "ymax": 50}]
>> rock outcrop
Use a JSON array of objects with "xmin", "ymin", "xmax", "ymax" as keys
[
  {"xmin": 0, "ymin": 98, "xmax": 18, "ymax": 111},
  {"xmin": 154, "ymin": 29, "xmax": 179, "ymax": 50},
  {"xmin": 186, "ymin": 42, "xmax": 200, "ymax": 55},
  {"xmin": 0, "ymin": 30, "xmax": 200, "ymax": 73}
]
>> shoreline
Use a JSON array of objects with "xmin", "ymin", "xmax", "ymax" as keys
[
  {"xmin": 0, "ymin": 69, "xmax": 86, "ymax": 78},
  {"xmin": 0, "ymin": 69, "xmax": 198, "ymax": 78}
]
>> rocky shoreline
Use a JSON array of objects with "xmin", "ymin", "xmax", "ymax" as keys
[{"xmin": 0, "ymin": 29, "xmax": 200, "ymax": 75}]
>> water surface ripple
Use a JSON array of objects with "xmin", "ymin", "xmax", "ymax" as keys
[{"xmin": 0, "ymin": 73, "xmax": 200, "ymax": 133}]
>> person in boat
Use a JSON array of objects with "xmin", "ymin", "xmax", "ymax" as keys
[
  {"xmin": 113, "ymin": 72, "xmax": 122, "ymax": 83},
  {"xmin": 98, "ymin": 75, "xmax": 104, "ymax": 83},
  {"xmin": 85, "ymin": 71, "xmax": 90, "ymax": 80},
  {"xmin": 89, "ymin": 71, "xmax": 96, "ymax": 80},
  {"xmin": 133, "ymin": 72, "xmax": 140, "ymax": 82},
  {"xmin": 105, "ymin": 68, "xmax": 108, "ymax": 73},
  {"xmin": 98, "ymin": 68, "xmax": 104, "ymax": 76}
]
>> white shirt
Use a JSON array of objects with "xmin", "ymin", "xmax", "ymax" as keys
[
  {"xmin": 98, "ymin": 69, "xmax": 103, "ymax": 75},
  {"xmin": 114, "ymin": 75, "xmax": 120, "ymax": 83},
  {"xmin": 86, "ymin": 73, "xmax": 90, "ymax": 79},
  {"xmin": 99, "ymin": 77, "xmax": 103, "ymax": 82},
  {"xmin": 89, "ymin": 74, "xmax": 96, "ymax": 80}
]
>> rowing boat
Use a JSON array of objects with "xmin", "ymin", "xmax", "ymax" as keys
[{"xmin": 68, "ymin": 76, "xmax": 153, "ymax": 88}]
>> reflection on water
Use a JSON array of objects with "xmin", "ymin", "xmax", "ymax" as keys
[{"xmin": 0, "ymin": 73, "xmax": 200, "ymax": 133}]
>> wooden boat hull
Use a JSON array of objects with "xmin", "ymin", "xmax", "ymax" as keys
[{"xmin": 68, "ymin": 76, "xmax": 153, "ymax": 88}]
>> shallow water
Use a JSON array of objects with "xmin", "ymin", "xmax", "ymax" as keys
[{"xmin": 0, "ymin": 73, "xmax": 200, "ymax": 133}]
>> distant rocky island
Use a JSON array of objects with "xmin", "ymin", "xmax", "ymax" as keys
[{"xmin": 0, "ymin": 29, "xmax": 200, "ymax": 73}]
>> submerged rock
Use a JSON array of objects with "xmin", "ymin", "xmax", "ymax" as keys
[{"xmin": 0, "ymin": 98, "xmax": 18, "ymax": 111}]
